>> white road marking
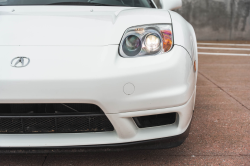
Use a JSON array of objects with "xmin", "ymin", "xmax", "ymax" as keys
[
  {"xmin": 197, "ymin": 42, "xmax": 250, "ymax": 56},
  {"xmin": 198, "ymin": 52, "xmax": 250, "ymax": 56},
  {"xmin": 198, "ymin": 47, "xmax": 250, "ymax": 51},
  {"xmin": 198, "ymin": 43, "xmax": 250, "ymax": 47}
]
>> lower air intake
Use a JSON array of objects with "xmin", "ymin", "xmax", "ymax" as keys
[
  {"xmin": 133, "ymin": 113, "xmax": 177, "ymax": 128},
  {"xmin": 0, "ymin": 104, "xmax": 114, "ymax": 134}
]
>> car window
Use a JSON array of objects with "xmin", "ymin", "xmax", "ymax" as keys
[{"xmin": 0, "ymin": 0, "xmax": 155, "ymax": 7}]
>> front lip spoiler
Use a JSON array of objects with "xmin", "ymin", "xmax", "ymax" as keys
[{"xmin": 0, "ymin": 119, "xmax": 192, "ymax": 154}]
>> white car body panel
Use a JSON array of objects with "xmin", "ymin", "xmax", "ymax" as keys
[
  {"xmin": 160, "ymin": 0, "xmax": 182, "ymax": 10},
  {"xmin": 0, "ymin": 5, "xmax": 197, "ymax": 148},
  {"xmin": 0, "ymin": 6, "xmax": 171, "ymax": 45},
  {"xmin": 0, "ymin": 45, "xmax": 193, "ymax": 113},
  {"xmin": 170, "ymin": 10, "xmax": 194, "ymax": 59}
]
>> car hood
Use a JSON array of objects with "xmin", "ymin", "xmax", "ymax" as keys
[{"xmin": 0, "ymin": 6, "xmax": 172, "ymax": 46}]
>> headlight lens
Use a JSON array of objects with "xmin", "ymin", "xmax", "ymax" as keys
[
  {"xmin": 119, "ymin": 24, "xmax": 173, "ymax": 58},
  {"xmin": 145, "ymin": 34, "xmax": 161, "ymax": 52},
  {"xmin": 122, "ymin": 35, "xmax": 142, "ymax": 56}
]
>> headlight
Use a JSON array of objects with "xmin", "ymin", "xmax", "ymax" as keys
[
  {"xmin": 119, "ymin": 24, "xmax": 173, "ymax": 58},
  {"xmin": 122, "ymin": 35, "xmax": 142, "ymax": 56}
]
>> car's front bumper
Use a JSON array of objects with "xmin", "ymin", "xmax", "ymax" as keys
[
  {"xmin": 0, "ymin": 89, "xmax": 195, "ymax": 148},
  {"xmin": 0, "ymin": 44, "xmax": 196, "ymax": 147}
]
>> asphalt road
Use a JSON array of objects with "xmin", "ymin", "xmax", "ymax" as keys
[{"xmin": 0, "ymin": 42, "xmax": 250, "ymax": 165}]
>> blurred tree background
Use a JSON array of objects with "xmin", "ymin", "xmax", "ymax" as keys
[{"xmin": 154, "ymin": 0, "xmax": 250, "ymax": 41}]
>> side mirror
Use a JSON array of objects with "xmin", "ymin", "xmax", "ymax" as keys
[{"xmin": 159, "ymin": 0, "xmax": 182, "ymax": 10}]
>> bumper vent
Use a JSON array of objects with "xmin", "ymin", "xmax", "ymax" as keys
[
  {"xmin": 133, "ymin": 113, "xmax": 177, "ymax": 128},
  {"xmin": 0, "ymin": 103, "xmax": 104, "ymax": 114},
  {"xmin": 0, "ymin": 104, "xmax": 114, "ymax": 134}
]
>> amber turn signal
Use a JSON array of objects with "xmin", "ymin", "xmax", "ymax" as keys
[
  {"xmin": 161, "ymin": 30, "xmax": 173, "ymax": 52},
  {"xmin": 194, "ymin": 60, "xmax": 196, "ymax": 72}
]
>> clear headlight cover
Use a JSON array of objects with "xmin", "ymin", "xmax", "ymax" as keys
[{"xmin": 119, "ymin": 24, "xmax": 173, "ymax": 58}]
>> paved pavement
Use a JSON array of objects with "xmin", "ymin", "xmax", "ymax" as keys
[{"xmin": 0, "ymin": 43, "xmax": 250, "ymax": 165}]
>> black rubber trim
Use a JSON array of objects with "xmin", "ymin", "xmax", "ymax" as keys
[
  {"xmin": 0, "ymin": 120, "xmax": 192, "ymax": 153},
  {"xmin": 0, "ymin": 113, "xmax": 104, "ymax": 118}
]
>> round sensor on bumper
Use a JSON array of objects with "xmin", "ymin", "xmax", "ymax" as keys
[{"xmin": 123, "ymin": 83, "xmax": 135, "ymax": 95}]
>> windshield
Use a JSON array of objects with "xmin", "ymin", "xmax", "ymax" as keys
[{"xmin": 0, "ymin": 0, "xmax": 155, "ymax": 7}]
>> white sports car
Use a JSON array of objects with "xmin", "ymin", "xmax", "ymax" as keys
[{"xmin": 0, "ymin": 0, "xmax": 197, "ymax": 151}]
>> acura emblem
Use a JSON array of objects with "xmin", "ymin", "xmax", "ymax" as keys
[{"xmin": 11, "ymin": 57, "xmax": 30, "ymax": 68}]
